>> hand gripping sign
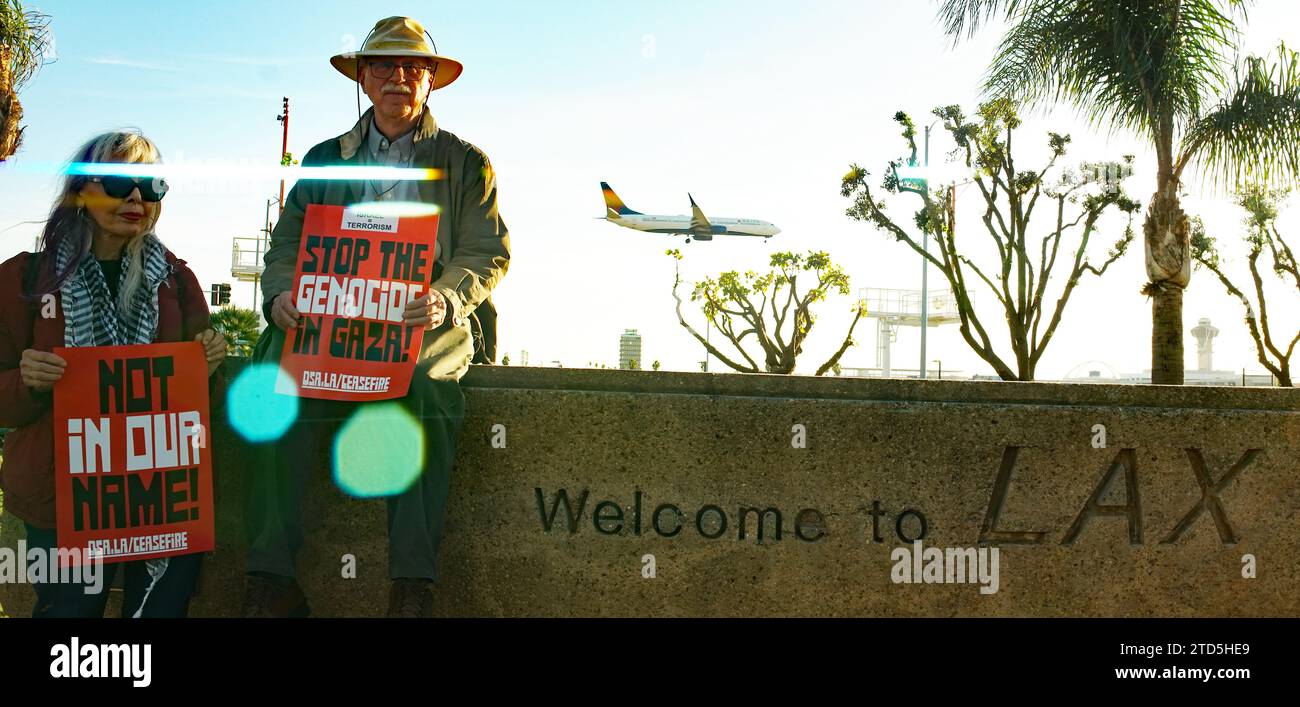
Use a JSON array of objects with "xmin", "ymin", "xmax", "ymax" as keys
[
  {"xmin": 277, "ymin": 204, "xmax": 440, "ymax": 401},
  {"xmin": 53, "ymin": 342, "xmax": 215, "ymax": 566}
]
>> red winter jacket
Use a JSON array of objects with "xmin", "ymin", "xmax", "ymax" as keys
[{"xmin": 0, "ymin": 250, "xmax": 219, "ymax": 528}]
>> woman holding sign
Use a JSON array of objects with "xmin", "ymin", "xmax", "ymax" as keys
[{"xmin": 0, "ymin": 130, "xmax": 225, "ymax": 618}]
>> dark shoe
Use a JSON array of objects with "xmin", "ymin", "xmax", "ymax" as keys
[
  {"xmin": 242, "ymin": 573, "xmax": 310, "ymax": 618},
  {"xmin": 387, "ymin": 578, "xmax": 433, "ymax": 618}
]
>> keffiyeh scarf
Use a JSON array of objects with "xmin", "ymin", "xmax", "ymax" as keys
[
  {"xmin": 55, "ymin": 230, "xmax": 175, "ymax": 616},
  {"xmin": 55, "ymin": 231, "xmax": 172, "ymax": 348}
]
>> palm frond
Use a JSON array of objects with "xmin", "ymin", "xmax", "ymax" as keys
[
  {"xmin": 936, "ymin": 0, "xmax": 1022, "ymax": 42},
  {"xmin": 209, "ymin": 305, "xmax": 263, "ymax": 357},
  {"xmin": 1157, "ymin": 0, "xmax": 1247, "ymax": 115},
  {"xmin": 982, "ymin": 0, "xmax": 1241, "ymax": 141},
  {"xmin": 1180, "ymin": 43, "xmax": 1300, "ymax": 192},
  {"xmin": 0, "ymin": 0, "xmax": 53, "ymax": 90}
]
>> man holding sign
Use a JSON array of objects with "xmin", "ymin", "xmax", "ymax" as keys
[{"xmin": 247, "ymin": 16, "xmax": 510, "ymax": 617}]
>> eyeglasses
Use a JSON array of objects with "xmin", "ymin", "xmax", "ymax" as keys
[
  {"xmin": 366, "ymin": 60, "xmax": 435, "ymax": 81},
  {"xmin": 86, "ymin": 175, "xmax": 168, "ymax": 202}
]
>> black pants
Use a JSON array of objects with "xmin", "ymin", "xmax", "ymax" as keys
[
  {"xmin": 23, "ymin": 523, "xmax": 202, "ymax": 618},
  {"xmin": 244, "ymin": 374, "xmax": 466, "ymax": 581}
]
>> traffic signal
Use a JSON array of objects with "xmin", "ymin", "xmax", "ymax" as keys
[{"xmin": 210, "ymin": 283, "xmax": 231, "ymax": 306}]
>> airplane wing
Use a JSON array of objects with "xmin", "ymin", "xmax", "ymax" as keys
[{"xmin": 688, "ymin": 194, "xmax": 713, "ymax": 235}]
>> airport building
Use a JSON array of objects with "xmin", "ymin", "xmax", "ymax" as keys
[{"xmin": 619, "ymin": 329, "xmax": 643, "ymax": 370}]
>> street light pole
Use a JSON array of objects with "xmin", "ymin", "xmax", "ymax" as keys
[
  {"xmin": 254, "ymin": 196, "xmax": 282, "ymax": 316},
  {"xmin": 894, "ymin": 120, "xmax": 938, "ymax": 381},
  {"xmin": 276, "ymin": 97, "xmax": 289, "ymax": 216}
]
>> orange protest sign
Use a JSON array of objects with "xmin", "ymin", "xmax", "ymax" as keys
[
  {"xmin": 277, "ymin": 204, "xmax": 439, "ymax": 401},
  {"xmin": 53, "ymin": 342, "xmax": 215, "ymax": 566}
]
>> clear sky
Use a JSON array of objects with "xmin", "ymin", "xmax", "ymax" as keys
[{"xmin": 3, "ymin": 0, "xmax": 1298, "ymax": 379}]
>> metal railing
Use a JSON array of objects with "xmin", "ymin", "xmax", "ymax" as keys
[
  {"xmin": 858, "ymin": 287, "xmax": 962, "ymax": 324},
  {"xmin": 232, "ymin": 237, "xmax": 267, "ymax": 281}
]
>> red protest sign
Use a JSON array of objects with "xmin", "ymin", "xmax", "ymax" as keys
[
  {"xmin": 277, "ymin": 204, "xmax": 439, "ymax": 401},
  {"xmin": 53, "ymin": 342, "xmax": 215, "ymax": 566}
]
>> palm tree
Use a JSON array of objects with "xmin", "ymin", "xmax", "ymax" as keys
[
  {"xmin": 0, "ymin": 0, "xmax": 52, "ymax": 161},
  {"xmin": 209, "ymin": 306, "xmax": 262, "ymax": 358},
  {"xmin": 938, "ymin": 0, "xmax": 1300, "ymax": 383}
]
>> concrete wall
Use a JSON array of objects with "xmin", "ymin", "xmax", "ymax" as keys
[{"xmin": 3, "ymin": 366, "xmax": 1298, "ymax": 617}]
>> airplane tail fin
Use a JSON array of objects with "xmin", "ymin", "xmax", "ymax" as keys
[{"xmin": 600, "ymin": 182, "xmax": 642, "ymax": 217}]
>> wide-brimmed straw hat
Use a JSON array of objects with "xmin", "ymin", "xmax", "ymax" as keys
[{"xmin": 329, "ymin": 16, "xmax": 464, "ymax": 90}]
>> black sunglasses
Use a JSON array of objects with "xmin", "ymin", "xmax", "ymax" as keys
[{"xmin": 86, "ymin": 175, "xmax": 169, "ymax": 202}]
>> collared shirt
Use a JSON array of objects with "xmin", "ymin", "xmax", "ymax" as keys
[
  {"xmin": 362, "ymin": 116, "xmax": 421, "ymax": 203},
  {"xmin": 359, "ymin": 110, "xmax": 460, "ymax": 326}
]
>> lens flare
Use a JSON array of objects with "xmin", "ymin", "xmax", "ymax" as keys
[
  {"xmin": 347, "ymin": 200, "xmax": 441, "ymax": 218},
  {"xmin": 227, "ymin": 364, "xmax": 299, "ymax": 442},
  {"xmin": 332, "ymin": 403, "xmax": 425, "ymax": 498},
  {"xmin": 63, "ymin": 162, "xmax": 444, "ymax": 182}
]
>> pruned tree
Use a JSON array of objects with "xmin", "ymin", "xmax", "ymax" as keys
[
  {"xmin": 841, "ymin": 100, "xmax": 1140, "ymax": 381},
  {"xmin": 0, "ymin": 0, "xmax": 52, "ymax": 161},
  {"xmin": 668, "ymin": 248, "xmax": 868, "ymax": 375},
  {"xmin": 1191, "ymin": 184, "xmax": 1299, "ymax": 385}
]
